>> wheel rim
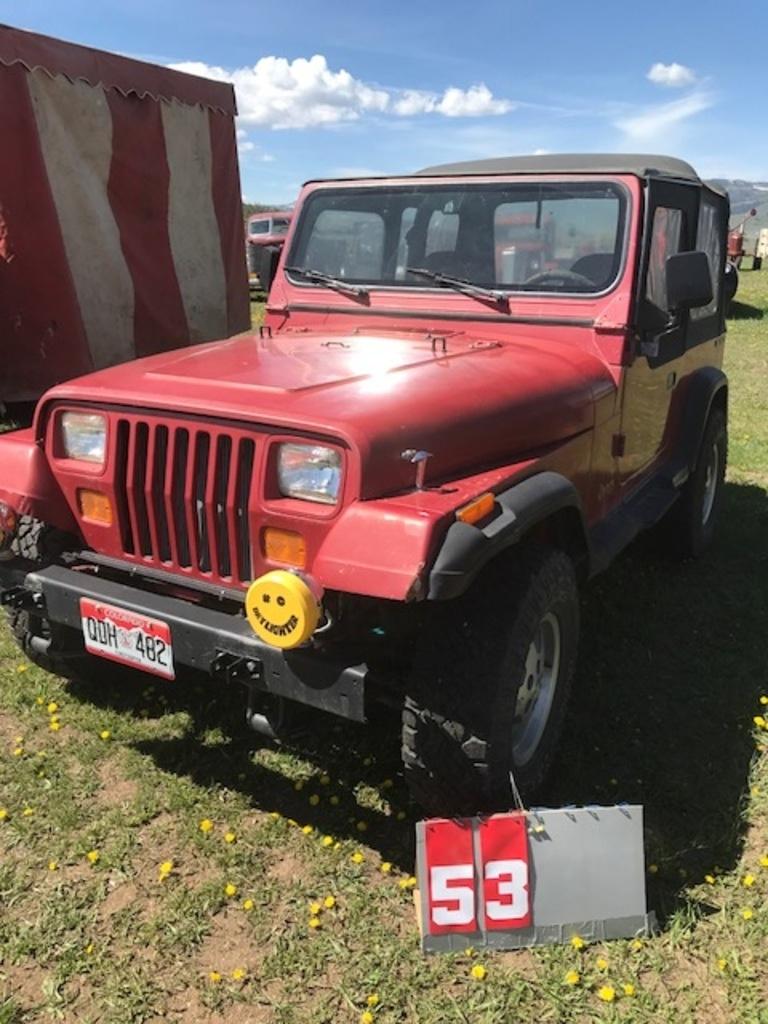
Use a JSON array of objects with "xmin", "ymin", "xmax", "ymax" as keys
[
  {"xmin": 512, "ymin": 611, "xmax": 561, "ymax": 767},
  {"xmin": 701, "ymin": 441, "xmax": 720, "ymax": 526}
]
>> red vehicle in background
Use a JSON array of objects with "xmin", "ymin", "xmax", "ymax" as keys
[{"xmin": 246, "ymin": 211, "xmax": 293, "ymax": 288}]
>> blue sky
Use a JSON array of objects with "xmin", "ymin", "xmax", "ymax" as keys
[{"xmin": 5, "ymin": 0, "xmax": 767, "ymax": 203}]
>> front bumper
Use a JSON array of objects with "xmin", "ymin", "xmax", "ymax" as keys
[{"xmin": 1, "ymin": 561, "xmax": 367, "ymax": 721}]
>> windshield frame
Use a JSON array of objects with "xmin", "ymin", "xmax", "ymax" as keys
[{"xmin": 285, "ymin": 176, "xmax": 632, "ymax": 302}]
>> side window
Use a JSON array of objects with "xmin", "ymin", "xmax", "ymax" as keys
[
  {"xmin": 249, "ymin": 219, "xmax": 269, "ymax": 236},
  {"xmin": 303, "ymin": 209, "xmax": 384, "ymax": 278},
  {"xmin": 646, "ymin": 207, "xmax": 683, "ymax": 312},
  {"xmin": 691, "ymin": 198, "xmax": 722, "ymax": 321}
]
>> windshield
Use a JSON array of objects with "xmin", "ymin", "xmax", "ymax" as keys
[{"xmin": 288, "ymin": 181, "xmax": 627, "ymax": 294}]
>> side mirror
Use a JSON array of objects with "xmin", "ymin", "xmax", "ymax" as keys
[
  {"xmin": 665, "ymin": 251, "xmax": 713, "ymax": 312},
  {"xmin": 257, "ymin": 245, "xmax": 282, "ymax": 293}
]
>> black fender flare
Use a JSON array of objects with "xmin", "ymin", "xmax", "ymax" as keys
[
  {"xmin": 427, "ymin": 471, "xmax": 586, "ymax": 600},
  {"xmin": 671, "ymin": 366, "xmax": 728, "ymax": 480}
]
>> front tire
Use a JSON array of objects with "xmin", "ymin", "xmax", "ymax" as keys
[{"xmin": 401, "ymin": 546, "xmax": 579, "ymax": 817}]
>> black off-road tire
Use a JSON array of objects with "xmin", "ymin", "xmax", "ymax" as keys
[
  {"xmin": 663, "ymin": 406, "xmax": 727, "ymax": 559},
  {"xmin": 7, "ymin": 518, "xmax": 86, "ymax": 677},
  {"xmin": 401, "ymin": 545, "xmax": 579, "ymax": 818}
]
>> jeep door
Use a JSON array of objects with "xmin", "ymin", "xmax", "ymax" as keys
[{"xmin": 618, "ymin": 179, "xmax": 727, "ymax": 487}]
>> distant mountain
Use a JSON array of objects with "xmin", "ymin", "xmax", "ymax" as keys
[{"xmin": 707, "ymin": 179, "xmax": 768, "ymax": 238}]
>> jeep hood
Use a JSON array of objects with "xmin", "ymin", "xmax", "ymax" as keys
[{"xmin": 44, "ymin": 328, "xmax": 616, "ymax": 497}]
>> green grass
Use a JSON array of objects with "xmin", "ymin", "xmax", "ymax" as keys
[{"xmin": 1, "ymin": 278, "xmax": 767, "ymax": 1022}]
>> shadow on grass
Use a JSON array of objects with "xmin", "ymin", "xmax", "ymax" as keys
[
  {"xmin": 64, "ymin": 481, "xmax": 768, "ymax": 911},
  {"xmin": 727, "ymin": 300, "xmax": 764, "ymax": 320}
]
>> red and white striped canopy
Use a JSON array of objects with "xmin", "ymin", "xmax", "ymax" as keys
[{"xmin": 0, "ymin": 26, "xmax": 249, "ymax": 403}]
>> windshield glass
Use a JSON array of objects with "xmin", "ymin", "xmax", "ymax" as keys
[{"xmin": 288, "ymin": 181, "xmax": 626, "ymax": 294}]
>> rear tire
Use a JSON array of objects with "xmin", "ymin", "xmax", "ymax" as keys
[
  {"xmin": 663, "ymin": 407, "xmax": 727, "ymax": 559},
  {"xmin": 401, "ymin": 546, "xmax": 579, "ymax": 817}
]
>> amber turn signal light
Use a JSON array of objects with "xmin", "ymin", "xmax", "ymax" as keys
[
  {"xmin": 456, "ymin": 491, "xmax": 495, "ymax": 525},
  {"xmin": 263, "ymin": 527, "xmax": 307, "ymax": 568},
  {"xmin": 77, "ymin": 489, "xmax": 113, "ymax": 525}
]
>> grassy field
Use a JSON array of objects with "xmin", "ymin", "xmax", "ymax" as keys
[{"xmin": 1, "ymin": 278, "xmax": 767, "ymax": 1023}]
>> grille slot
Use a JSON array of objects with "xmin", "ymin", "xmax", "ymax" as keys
[{"xmin": 113, "ymin": 418, "xmax": 256, "ymax": 583}]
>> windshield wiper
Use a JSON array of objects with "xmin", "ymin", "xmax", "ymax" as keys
[
  {"xmin": 406, "ymin": 267, "xmax": 509, "ymax": 310},
  {"xmin": 285, "ymin": 266, "xmax": 369, "ymax": 299}
]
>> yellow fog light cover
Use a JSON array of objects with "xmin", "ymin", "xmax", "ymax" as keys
[
  {"xmin": 245, "ymin": 570, "xmax": 322, "ymax": 650},
  {"xmin": 77, "ymin": 488, "xmax": 113, "ymax": 525}
]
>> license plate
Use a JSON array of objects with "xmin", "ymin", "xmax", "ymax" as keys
[{"xmin": 80, "ymin": 598, "xmax": 175, "ymax": 679}]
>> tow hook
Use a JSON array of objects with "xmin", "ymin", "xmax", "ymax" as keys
[
  {"xmin": 210, "ymin": 651, "xmax": 277, "ymax": 739},
  {"xmin": 0, "ymin": 586, "xmax": 44, "ymax": 613}
]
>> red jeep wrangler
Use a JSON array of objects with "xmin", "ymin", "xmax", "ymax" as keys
[{"xmin": 0, "ymin": 155, "xmax": 729, "ymax": 816}]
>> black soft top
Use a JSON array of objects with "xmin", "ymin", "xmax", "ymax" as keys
[{"xmin": 416, "ymin": 153, "xmax": 702, "ymax": 182}]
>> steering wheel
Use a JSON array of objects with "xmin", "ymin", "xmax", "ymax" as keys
[{"xmin": 522, "ymin": 269, "xmax": 595, "ymax": 290}]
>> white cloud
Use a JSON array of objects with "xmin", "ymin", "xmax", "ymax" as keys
[
  {"xmin": 170, "ymin": 56, "xmax": 512, "ymax": 129},
  {"xmin": 647, "ymin": 62, "xmax": 696, "ymax": 88},
  {"xmin": 615, "ymin": 90, "xmax": 713, "ymax": 141}
]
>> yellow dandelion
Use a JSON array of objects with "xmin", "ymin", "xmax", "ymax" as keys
[
  {"xmin": 242, "ymin": 898, "xmax": 254, "ymax": 911},
  {"xmin": 231, "ymin": 967, "xmax": 246, "ymax": 981},
  {"xmin": 366, "ymin": 993, "xmax": 380, "ymax": 1007},
  {"xmin": 742, "ymin": 874, "xmax": 755, "ymax": 887},
  {"xmin": 622, "ymin": 983, "xmax": 636, "ymax": 997},
  {"xmin": 0, "ymin": 809, "xmax": 8, "ymax": 821},
  {"xmin": 17, "ymin": 665, "xmax": 28, "ymax": 673},
  {"xmin": 398, "ymin": 876, "xmax": 417, "ymax": 890},
  {"xmin": 85, "ymin": 943, "xmax": 94, "ymax": 955},
  {"xmin": 321, "ymin": 835, "xmax": 334, "ymax": 847},
  {"xmin": 570, "ymin": 935, "xmax": 585, "ymax": 950},
  {"xmin": 309, "ymin": 901, "xmax": 322, "ymax": 915},
  {"xmin": 49, "ymin": 721, "xmax": 61, "ymax": 732},
  {"xmin": 596, "ymin": 956, "xmax": 608, "ymax": 970},
  {"xmin": 208, "ymin": 971, "xmax": 222, "ymax": 983},
  {"xmin": 329, "ymin": 795, "xmax": 340, "ymax": 806},
  {"xmin": 47, "ymin": 702, "xmax": 58, "ymax": 714},
  {"xmin": 308, "ymin": 916, "xmax": 321, "ymax": 929},
  {"xmin": 301, "ymin": 824, "xmax": 314, "ymax": 835},
  {"xmin": 12, "ymin": 747, "xmax": 23, "ymax": 757},
  {"xmin": 564, "ymin": 970, "xmax": 580, "ymax": 986},
  {"xmin": 470, "ymin": 963, "xmax": 487, "ymax": 981},
  {"xmin": 380, "ymin": 861, "xmax": 392, "ymax": 874},
  {"xmin": 86, "ymin": 850, "xmax": 99, "ymax": 864},
  {"xmin": 630, "ymin": 939, "xmax": 643, "ymax": 952},
  {"xmin": 48, "ymin": 860, "xmax": 58, "ymax": 871},
  {"xmin": 35, "ymin": 695, "xmax": 45, "ymax": 705},
  {"xmin": 309, "ymin": 794, "xmax": 320, "ymax": 806},
  {"xmin": 759, "ymin": 855, "xmax": 768, "ymax": 868},
  {"xmin": 705, "ymin": 874, "xmax": 716, "ymax": 885},
  {"xmin": 360, "ymin": 1013, "xmax": 374, "ymax": 1024},
  {"xmin": 224, "ymin": 882, "xmax": 237, "ymax": 897},
  {"xmin": 158, "ymin": 860, "xmax": 174, "ymax": 879},
  {"xmin": 199, "ymin": 818, "xmax": 214, "ymax": 833},
  {"xmin": 323, "ymin": 895, "xmax": 336, "ymax": 909},
  {"xmin": 741, "ymin": 908, "xmax": 754, "ymax": 921},
  {"xmin": 22, "ymin": 807, "xmax": 34, "ymax": 817},
  {"xmin": 717, "ymin": 958, "xmax": 727, "ymax": 972},
  {"xmin": 99, "ymin": 730, "xmax": 111, "ymax": 741},
  {"xmin": 754, "ymin": 716, "xmax": 767, "ymax": 729},
  {"xmin": 351, "ymin": 851, "xmax": 364, "ymax": 864},
  {"xmin": 597, "ymin": 986, "xmax": 616, "ymax": 1003},
  {"xmin": 760, "ymin": 695, "xmax": 768, "ymax": 705},
  {"xmin": 269, "ymin": 810, "xmax": 280, "ymax": 819},
  {"xmin": 224, "ymin": 832, "xmax": 236, "ymax": 844}
]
